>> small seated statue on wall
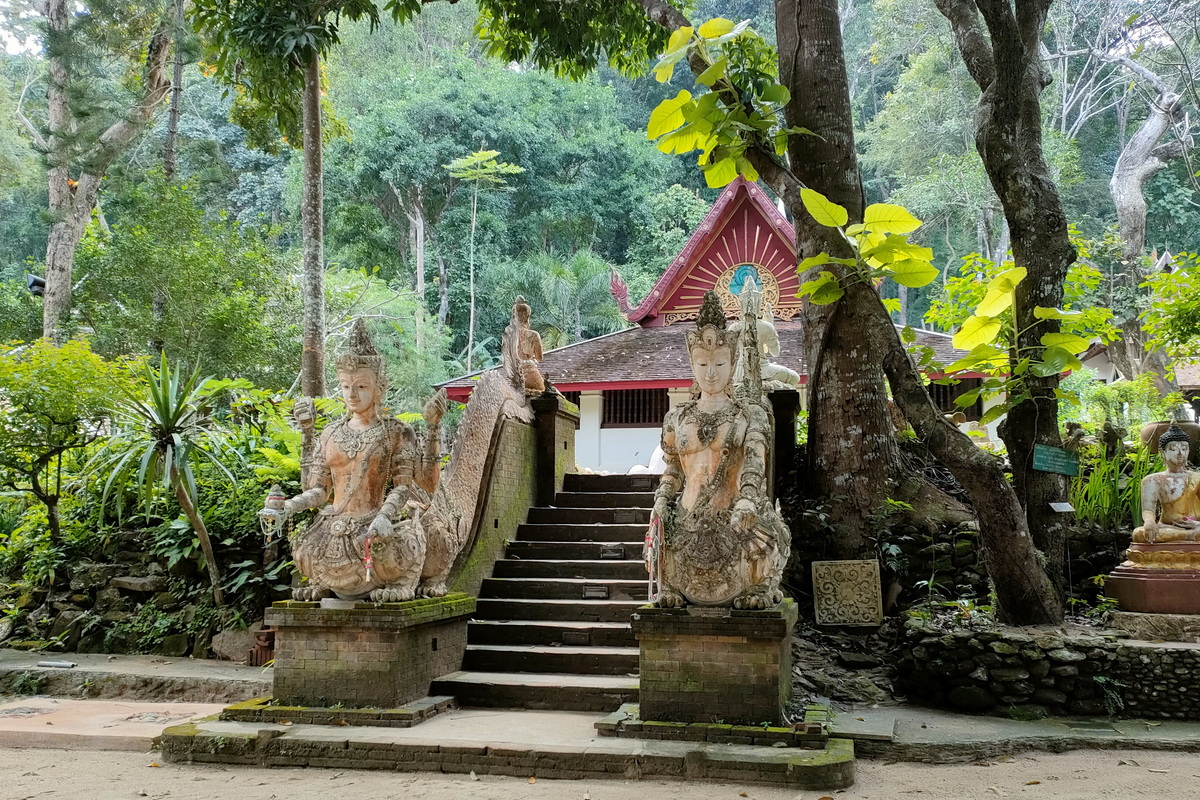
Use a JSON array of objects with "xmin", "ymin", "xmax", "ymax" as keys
[
  {"xmin": 503, "ymin": 295, "xmax": 545, "ymax": 396},
  {"xmin": 646, "ymin": 290, "xmax": 791, "ymax": 609},
  {"xmin": 1134, "ymin": 424, "xmax": 1200, "ymax": 544},
  {"xmin": 260, "ymin": 320, "xmax": 442, "ymax": 601}
]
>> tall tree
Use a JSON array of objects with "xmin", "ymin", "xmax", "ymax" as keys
[
  {"xmin": 193, "ymin": 0, "xmax": 381, "ymax": 397},
  {"xmin": 15, "ymin": 1, "xmax": 176, "ymax": 340}
]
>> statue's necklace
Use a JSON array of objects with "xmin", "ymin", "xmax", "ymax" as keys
[
  {"xmin": 689, "ymin": 404, "xmax": 737, "ymax": 446},
  {"xmin": 330, "ymin": 417, "xmax": 385, "ymax": 458}
]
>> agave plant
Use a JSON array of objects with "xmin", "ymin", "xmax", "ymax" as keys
[{"xmin": 88, "ymin": 352, "xmax": 239, "ymax": 606}]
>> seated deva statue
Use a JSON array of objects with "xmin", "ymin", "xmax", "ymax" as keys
[
  {"xmin": 647, "ymin": 290, "xmax": 791, "ymax": 609},
  {"xmin": 1134, "ymin": 424, "xmax": 1200, "ymax": 544},
  {"xmin": 261, "ymin": 320, "xmax": 430, "ymax": 601}
]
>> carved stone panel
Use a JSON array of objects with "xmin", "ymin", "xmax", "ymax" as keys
[{"xmin": 812, "ymin": 560, "xmax": 883, "ymax": 626}]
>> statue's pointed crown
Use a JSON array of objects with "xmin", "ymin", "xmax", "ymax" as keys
[
  {"xmin": 336, "ymin": 318, "xmax": 386, "ymax": 382},
  {"xmin": 686, "ymin": 291, "xmax": 739, "ymax": 362}
]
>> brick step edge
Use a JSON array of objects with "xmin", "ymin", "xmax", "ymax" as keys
[
  {"xmin": 595, "ymin": 703, "xmax": 828, "ymax": 747},
  {"xmin": 159, "ymin": 716, "xmax": 856, "ymax": 790},
  {"xmin": 220, "ymin": 695, "xmax": 456, "ymax": 728}
]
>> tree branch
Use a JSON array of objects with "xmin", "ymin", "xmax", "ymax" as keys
[
  {"xmin": 934, "ymin": 0, "xmax": 996, "ymax": 90},
  {"xmin": 15, "ymin": 67, "xmax": 49, "ymax": 152}
]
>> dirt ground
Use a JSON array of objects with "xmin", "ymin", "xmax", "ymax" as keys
[{"xmin": 4, "ymin": 748, "xmax": 1200, "ymax": 800}]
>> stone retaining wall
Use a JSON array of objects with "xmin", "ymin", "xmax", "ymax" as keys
[{"xmin": 897, "ymin": 620, "xmax": 1200, "ymax": 719}]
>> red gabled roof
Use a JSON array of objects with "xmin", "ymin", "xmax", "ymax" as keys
[{"xmin": 611, "ymin": 176, "xmax": 799, "ymax": 327}]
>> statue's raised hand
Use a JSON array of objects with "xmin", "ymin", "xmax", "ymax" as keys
[
  {"xmin": 366, "ymin": 514, "xmax": 392, "ymax": 544},
  {"xmin": 731, "ymin": 498, "xmax": 757, "ymax": 533},
  {"xmin": 292, "ymin": 397, "xmax": 316, "ymax": 430}
]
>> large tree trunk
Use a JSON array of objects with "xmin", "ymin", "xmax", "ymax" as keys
[
  {"xmin": 40, "ymin": 0, "xmax": 174, "ymax": 341},
  {"xmin": 776, "ymin": 0, "xmax": 912, "ymax": 557},
  {"xmin": 937, "ymin": 0, "xmax": 1076, "ymax": 600},
  {"xmin": 300, "ymin": 53, "xmax": 326, "ymax": 398}
]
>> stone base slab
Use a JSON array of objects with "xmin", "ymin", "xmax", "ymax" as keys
[
  {"xmin": 1106, "ymin": 565, "xmax": 1200, "ymax": 614},
  {"xmin": 631, "ymin": 600, "xmax": 797, "ymax": 726},
  {"xmin": 264, "ymin": 594, "xmax": 475, "ymax": 708},
  {"xmin": 160, "ymin": 713, "xmax": 856, "ymax": 790},
  {"xmin": 595, "ymin": 702, "xmax": 829, "ymax": 748},
  {"xmin": 1108, "ymin": 610, "xmax": 1200, "ymax": 643},
  {"xmin": 220, "ymin": 695, "xmax": 456, "ymax": 728}
]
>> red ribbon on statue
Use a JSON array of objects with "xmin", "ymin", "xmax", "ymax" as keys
[{"xmin": 364, "ymin": 537, "xmax": 373, "ymax": 584}]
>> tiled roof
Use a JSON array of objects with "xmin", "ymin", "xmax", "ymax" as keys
[{"xmin": 439, "ymin": 322, "xmax": 967, "ymax": 391}]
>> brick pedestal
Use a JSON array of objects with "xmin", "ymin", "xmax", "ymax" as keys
[
  {"xmin": 265, "ymin": 594, "xmax": 475, "ymax": 708},
  {"xmin": 631, "ymin": 600, "xmax": 797, "ymax": 726}
]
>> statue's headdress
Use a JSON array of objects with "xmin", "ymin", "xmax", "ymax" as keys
[
  {"xmin": 686, "ymin": 291, "xmax": 740, "ymax": 364},
  {"xmin": 336, "ymin": 318, "xmax": 387, "ymax": 388},
  {"xmin": 1159, "ymin": 424, "xmax": 1190, "ymax": 451}
]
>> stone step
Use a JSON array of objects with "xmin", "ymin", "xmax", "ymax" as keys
[
  {"xmin": 467, "ymin": 619, "xmax": 636, "ymax": 648},
  {"xmin": 563, "ymin": 473, "xmax": 660, "ymax": 493},
  {"xmin": 480, "ymin": 577, "xmax": 648, "ymax": 601},
  {"xmin": 554, "ymin": 491, "xmax": 655, "ymax": 509},
  {"xmin": 527, "ymin": 507, "xmax": 651, "ymax": 525},
  {"xmin": 504, "ymin": 540, "xmax": 643, "ymax": 561},
  {"xmin": 474, "ymin": 598, "xmax": 641, "ymax": 623},
  {"xmin": 516, "ymin": 523, "xmax": 647, "ymax": 542},
  {"xmin": 463, "ymin": 644, "xmax": 640, "ymax": 676},
  {"xmin": 492, "ymin": 559, "xmax": 647, "ymax": 580},
  {"xmin": 430, "ymin": 670, "xmax": 639, "ymax": 712}
]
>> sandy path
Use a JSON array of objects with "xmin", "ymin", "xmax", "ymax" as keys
[{"xmin": 3, "ymin": 748, "xmax": 1199, "ymax": 800}]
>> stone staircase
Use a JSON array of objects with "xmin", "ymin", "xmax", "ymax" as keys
[{"xmin": 432, "ymin": 473, "xmax": 656, "ymax": 711}]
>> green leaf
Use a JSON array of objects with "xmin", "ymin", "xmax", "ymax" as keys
[
  {"xmin": 1033, "ymin": 306, "xmax": 1085, "ymax": 321},
  {"xmin": 883, "ymin": 298, "xmax": 902, "ymax": 314},
  {"xmin": 901, "ymin": 326, "xmax": 917, "ymax": 344},
  {"xmin": 953, "ymin": 315, "xmax": 1002, "ymax": 350},
  {"xmin": 976, "ymin": 288, "xmax": 1013, "ymax": 318},
  {"xmin": 1030, "ymin": 346, "xmax": 1082, "ymax": 377},
  {"xmin": 889, "ymin": 258, "xmax": 939, "ymax": 288},
  {"xmin": 703, "ymin": 156, "xmax": 739, "ymax": 188},
  {"xmin": 863, "ymin": 203, "xmax": 921, "ymax": 234},
  {"xmin": 697, "ymin": 18, "xmax": 735, "ymax": 38},
  {"xmin": 656, "ymin": 124, "xmax": 702, "ymax": 155},
  {"xmin": 979, "ymin": 403, "xmax": 1006, "ymax": 426},
  {"xmin": 648, "ymin": 90, "xmax": 693, "ymax": 138},
  {"xmin": 945, "ymin": 344, "xmax": 1006, "ymax": 373},
  {"xmin": 760, "ymin": 83, "xmax": 790, "ymax": 104},
  {"xmin": 987, "ymin": 266, "xmax": 1027, "ymax": 295},
  {"xmin": 800, "ymin": 188, "xmax": 848, "ymax": 227},
  {"xmin": 797, "ymin": 271, "xmax": 844, "ymax": 304},
  {"xmin": 696, "ymin": 57, "xmax": 727, "ymax": 87},
  {"xmin": 798, "ymin": 252, "xmax": 856, "ymax": 270},
  {"xmin": 954, "ymin": 388, "xmax": 981, "ymax": 408},
  {"xmin": 1040, "ymin": 332, "xmax": 1092, "ymax": 355}
]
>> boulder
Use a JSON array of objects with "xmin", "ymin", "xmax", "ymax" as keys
[
  {"xmin": 69, "ymin": 563, "xmax": 122, "ymax": 592},
  {"xmin": 154, "ymin": 633, "xmax": 191, "ymax": 657},
  {"xmin": 210, "ymin": 620, "xmax": 265, "ymax": 662},
  {"xmin": 110, "ymin": 575, "xmax": 167, "ymax": 593}
]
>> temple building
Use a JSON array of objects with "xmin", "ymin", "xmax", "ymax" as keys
[{"xmin": 441, "ymin": 177, "xmax": 976, "ymax": 473}]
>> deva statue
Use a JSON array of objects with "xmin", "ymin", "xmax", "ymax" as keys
[
  {"xmin": 260, "ymin": 320, "xmax": 441, "ymax": 601},
  {"xmin": 647, "ymin": 290, "xmax": 791, "ymax": 609}
]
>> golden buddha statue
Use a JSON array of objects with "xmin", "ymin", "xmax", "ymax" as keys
[
  {"xmin": 647, "ymin": 290, "xmax": 791, "ymax": 609},
  {"xmin": 1133, "ymin": 424, "xmax": 1200, "ymax": 544}
]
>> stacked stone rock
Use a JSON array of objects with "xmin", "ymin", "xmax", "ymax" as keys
[{"xmin": 896, "ymin": 619, "xmax": 1200, "ymax": 719}]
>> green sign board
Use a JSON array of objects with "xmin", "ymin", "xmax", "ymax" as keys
[{"xmin": 1032, "ymin": 444, "xmax": 1080, "ymax": 477}]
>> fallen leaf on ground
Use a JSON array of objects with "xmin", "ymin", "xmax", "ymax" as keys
[
  {"xmin": 1118, "ymin": 759, "xmax": 1140, "ymax": 767},
  {"xmin": 469, "ymin": 771, "xmax": 479, "ymax": 781},
  {"xmin": 856, "ymin": 717, "xmax": 864, "ymax": 721},
  {"xmin": 739, "ymin": 793, "xmax": 748, "ymax": 797},
  {"xmin": 147, "ymin": 763, "xmax": 160, "ymax": 768},
  {"xmin": 1149, "ymin": 769, "xmax": 1169, "ymax": 774},
  {"xmin": 529, "ymin": 777, "xmax": 536, "ymax": 784},
  {"xmin": 1026, "ymin": 780, "xmax": 1040, "ymax": 785}
]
